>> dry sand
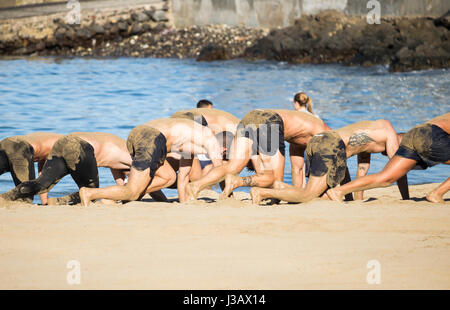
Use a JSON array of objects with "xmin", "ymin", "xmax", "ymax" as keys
[{"xmin": 0, "ymin": 183, "xmax": 449, "ymax": 290}]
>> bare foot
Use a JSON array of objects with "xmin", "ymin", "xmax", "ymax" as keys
[
  {"xmin": 219, "ymin": 174, "xmax": 241, "ymax": 200},
  {"xmin": 326, "ymin": 188, "xmax": 344, "ymax": 202},
  {"xmin": 426, "ymin": 191, "xmax": 445, "ymax": 203},
  {"xmin": 79, "ymin": 187, "xmax": 92, "ymax": 206},
  {"xmin": 185, "ymin": 182, "xmax": 200, "ymax": 201},
  {"xmin": 250, "ymin": 188, "xmax": 263, "ymax": 205}
]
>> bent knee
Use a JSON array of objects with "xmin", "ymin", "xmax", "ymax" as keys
[
  {"xmin": 124, "ymin": 186, "xmax": 143, "ymax": 201},
  {"xmin": 375, "ymin": 173, "xmax": 396, "ymax": 187}
]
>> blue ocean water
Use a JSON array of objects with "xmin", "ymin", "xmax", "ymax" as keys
[{"xmin": 0, "ymin": 57, "xmax": 449, "ymax": 202}]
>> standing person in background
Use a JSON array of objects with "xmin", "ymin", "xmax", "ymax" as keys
[
  {"xmin": 293, "ymin": 92, "xmax": 320, "ymax": 187},
  {"xmin": 293, "ymin": 92, "xmax": 319, "ymax": 118},
  {"xmin": 197, "ymin": 99, "xmax": 213, "ymax": 109}
]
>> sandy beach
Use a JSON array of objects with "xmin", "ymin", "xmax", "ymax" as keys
[{"xmin": 0, "ymin": 183, "xmax": 448, "ymax": 289}]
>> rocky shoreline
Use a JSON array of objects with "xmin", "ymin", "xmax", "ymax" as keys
[{"xmin": 0, "ymin": 8, "xmax": 449, "ymax": 72}]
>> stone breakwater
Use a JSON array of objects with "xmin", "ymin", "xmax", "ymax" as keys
[
  {"xmin": 0, "ymin": 9, "xmax": 449, "ymax": 71},
  {"xmin": 0, "ymin": 6, "xmax": 266, "ymax": 59},
  {"xmin": 245, "ymin": 11, "xmax": 450, "ymax": 72}
]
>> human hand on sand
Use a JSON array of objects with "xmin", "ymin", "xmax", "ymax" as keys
[
  {"xmin": 426, "ymin": 190, "xmax": 445, "ymax": 203},
  {"xmin": 250, "ymin": 188, "xmax": 263, "ymax": 205},
  {"xmin": 79, "ymin": 187, "xmax": 93, "ymax": 206},
  {"xmin": 185, "ymin": 182, "xmax": 200, "ymax": 201}
]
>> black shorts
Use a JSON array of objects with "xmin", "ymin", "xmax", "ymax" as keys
[
  {"xmin": 127, "ymin": 125, "xmax": 167, "ymax": 178},
  {"xmin": 236, "ymin": 110, "xmax": 285, "ymax": 157},
  {"xmin": 306, "ymin": 131, "xmax": 347, "ymax": 188},
  {"xmin": 396, "ymin": 123, "xmax": 450, "ymax": 169},
  {"xmin": 0, "ymin": 137, "xmax": 35, "ymax": 185},
  {"xmin": 170, "ymin": 111, "xmax": 209, "ymax": 127}
]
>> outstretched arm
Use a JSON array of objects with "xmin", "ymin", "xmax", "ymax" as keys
[
  {"xmin": 396, "ymin": 175, "xmax": 409, "ymax": 200},
  {"xmin": 355, "ymin": 152, "xmax": 371, "ymax": 200},
  {"xmin": 327, "ymin": 156, "xmax": 417, "ymax": 201},
  {"xmin": 38, "ymin": 160, "xmax": 48, "ymax": 205},
  {"xmin": 289, "ymin": 144, "xmax": 305, "ymax": 188},
  {"xmin": 204, "ymin": 135, "xmax": 223, "ymax": 168},
  {"xmin": 178, "ymin": 158, "xmax": 193, "ymax": 203}
]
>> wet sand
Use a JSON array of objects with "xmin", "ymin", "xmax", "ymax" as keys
[{"xmin": 0, "ymin": 183, "xmax": 449, "ymax": 289}]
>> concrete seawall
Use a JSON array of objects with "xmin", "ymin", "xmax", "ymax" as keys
[{"xmin": 172, "ymin": 0, "xmax": 450, "ymax": 28}]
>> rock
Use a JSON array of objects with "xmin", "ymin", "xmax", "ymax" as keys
[
  {"xmin": 130, "ymin": 23, "xmax": 143, "ymax": 35},
  {"xmin": 54, "ymin": 27, "xmax": 66, "ymax": 41},
  {"xmin": 90, "ymin": 23, "xmax": 105, "ymax": 35},
  {"xmin": 434, "ymin": 10, "xmax": 450, "ymax": 29},
  {"xmin": 142, "ymin": 23, "xmax": 151, "ymax": 32},
  {"xmin": 109, "ymin": 24, "xmax": 119, "ymax": 35},
  {"xmin": 197, "ymin": 44, "xmax": 230, "ymax": 61},
  {"xmin": 65, "ymin": 27, "xmax": 76, "ymax": 41},
  {"xmin": 152, "ymin": 23, "xmax": 166, "ymax": 33},
  {"xmin": 150, "ymin": 10, "xmax": 168, "ymax": 22},
  {"xmin": 134, "ymin": 12, "xmax": 149, "ymax": 22},
  {"xmin": 35, "ymin": 41, "xmax": 45, "ymax": 51},
  {"xmin": 396, "ymin": 46, "xmax": 413, "ymax": 60},
  {"xmin": 117, "ymin": 22, "xmax": 128, "ymax": 32},
  {"xmin": 76, "ymin": 27, "xmax": 93, "ymax": 40}
]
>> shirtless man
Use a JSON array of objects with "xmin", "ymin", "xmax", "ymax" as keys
[
  {"xmin": 0, "ymin": 132, "xmax": 131, "ymax": 205},
  {"xmin": 326, "ymin": 113, "xmax": 450, "ymax": 203},
  {"xmin": 79, "ymin": 118, "xmax": 224, "ymax": 206},
  {"xmin": 170, "ymin": 107, "xmax": 240, "ymax": 174},
  {"xmin": 0, "ymin": 132, "xmax": 62, "ymax": 203},
  {"xmin": 185, "ymin": 109, "xmax": 331, "ymax": 201},
  {"xmin": 250, "ymin": 119, "xmax": 409, "ymax": 204}
]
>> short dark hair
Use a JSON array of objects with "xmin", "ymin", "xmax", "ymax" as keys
[{"xmin": 197, "ymin": 99, "xmax": 213, "ymax": 108}]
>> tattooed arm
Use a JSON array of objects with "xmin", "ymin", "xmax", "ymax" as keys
[
  {"xmin": 348, "ymin": 132, "xmax": 375, "ymax": 148},
  {"xmin": 355, "ymin": 152, "xmax": 371, "ymax": 200}
]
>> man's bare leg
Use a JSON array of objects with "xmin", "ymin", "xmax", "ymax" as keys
[
  {"xmin": 326, "ymin": 156, "xmax": 417, "ymax": 202},
  {"xmin": 426, "ymin": 177, "xmax": 450, "ymax": 203},
  {"xmin": 220, "ymin": 150, "xmax": 285, "ymax": 199},
  {"xmin": 250, "ymin": 175, "xmax": 328, "ymax": 204},
  {"xmin": 186, "ymin": 137, "xmax": 251, "ymax": 200},
  {"xmin": 80, "ymin": 168, "xmax": 151, "ymax": 206},
  {"xmin": 144, "ymin": 160, "xmax": 177, "ymax": 194}
]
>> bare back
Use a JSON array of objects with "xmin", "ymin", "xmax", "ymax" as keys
[
  {"xmin": 335, "ymin": 120, "xmax": 398, "ymax": 157},
  {"xmin": 181, "ymin": 108, "xmax": 240, "ymax": 135},
  {"xmin": 273, "ymin": 109, "xmax": 330, "ymax": 147},
  {"xmin": 427, "ymin": 113, "xmax": 450, "ymax": 134},
  {"xmin": 71, "ymin": 132, "xmax": 131, "ymax": 169},
  {"xmin": 20, "ymin": 132, "xmax": 63, "ymax": 162},
  {"xmin": 143, "ymin": 118, "xmax": 221, "ymax": 160}
]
